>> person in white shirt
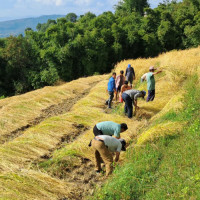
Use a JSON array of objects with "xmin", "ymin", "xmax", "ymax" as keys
[{"xmin": 91, "ymin": 135, "xmax": 126, "ymax": 176}]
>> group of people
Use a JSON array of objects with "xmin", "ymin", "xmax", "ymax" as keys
[
  {"xmin": 106, "ymin": 64, "xmax": 162, "ymax": 118},
  {"xmin": 91, "ymin": 121, "xmax": 128, "ymax": 176},
  {"xmin": 90, "ymin": 64, "xmax": 162, "ymax": 177}
]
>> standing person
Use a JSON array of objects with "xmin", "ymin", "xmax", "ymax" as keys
[
  {"xmin": 92, "ymin": 135, "xmax": 126, "ymax": 176},
  {"xmin": 115, "ymin": 70, "xmax": 125, "ymax": 101},
  {"xmin": 119, "ymin": 81, "xmax": 132, "ymax": 102},
  {"xmin": 122, "ymin": 89, "xmax": 146, "ymax": 118},
  {"xmin": 146, "ymin": 66, "xmax": 162, "ymax": 102},
  {"xmin": 125, "ymin": 64, "xmax": 135, "ymax": 88},
  {"xmin": 93, "ymin": 121, "xmax": 128, "ymax": 139},
  {"xmin": 106, "ymin": 72, "xmax": 116, "ymax": 108}
]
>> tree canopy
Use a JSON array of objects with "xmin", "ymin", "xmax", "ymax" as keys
[{"xmin": 0, "ymin": 0, "xmax": 200, "ymax": 96}]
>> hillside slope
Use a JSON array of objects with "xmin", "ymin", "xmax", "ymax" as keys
[
  {"xmin": 93, "ymin": 48, "xmax": 200, "ymax": 199},
  {"xmin": 0, "ymin": 47, "xmax": 199, "ymax": 199},
  {"xmin": 0, "ymin": 15, "xmax": 64, "ymax": 37}
]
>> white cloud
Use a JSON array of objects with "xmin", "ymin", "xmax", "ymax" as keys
[
  {"xmin": 35, "ymin": 0, "xmax": 64, "ymax": 6},
  {"xmin": 74, "ymin": 0, "xmax": 93, "ymax": 6}
]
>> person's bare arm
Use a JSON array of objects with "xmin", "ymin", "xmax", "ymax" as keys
[
  {"xmin": 133, "ymin": 99, "xmax": 139, "ymax": 111},
  {"xmin": 115, "ymin": 152, "xmax": 120, "ymax": 162},
  {"xmin": 113, "ymin": 135, "xmax": 120, "ymax": 139},
  {"xmin": 153, "ymin": 70, "xmax": 162, "ymax": 75}
]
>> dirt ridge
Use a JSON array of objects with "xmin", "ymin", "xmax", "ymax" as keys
[{"xmin": 1, "ymin": 81, "xmax": 100, "ymax": 145}]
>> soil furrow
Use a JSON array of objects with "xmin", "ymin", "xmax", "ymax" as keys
[{"xmin": 1, "ymin": 81, "xmax": 100, "ymax": 145}]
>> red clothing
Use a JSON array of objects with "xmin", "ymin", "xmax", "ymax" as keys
[{"xmin": 119, "ymin": 85, "xmax": 132, "ymax": 98}]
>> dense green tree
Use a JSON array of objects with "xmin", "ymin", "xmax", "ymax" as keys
[
  {"xmin": 1, "ymin": 0, "xmax": 200, "ymax": 97},
  {"xmin": 66, "ymin": 13, "xmax": 78, "ymax": 22},
  {"xmin": 116, "ymin": 0, "xmax": 149, "ymax": 15},
  {"xmin": 2, "ymin": 36, "xmax": 39, "ymax": 94}
]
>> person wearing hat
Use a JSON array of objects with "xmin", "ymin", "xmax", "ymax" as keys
[
  {"xmin": 125, "ymin": 64, "xmax": 135, "ymax": 88},
  {"xmin": 122, "ymin": 89, "xmax": 146, "ymax": 118},
  {"xmin": 146, "ymin": 66, "xmax": 162, "ymax": 102},
  {"xmin": 91, "ymin": 135, "xmax": 126, "ymax": 176}
]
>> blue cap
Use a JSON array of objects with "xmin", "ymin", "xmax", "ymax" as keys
[{"xmin": 128, "ymin": 64, "xmax": 131, "ymax": 68}]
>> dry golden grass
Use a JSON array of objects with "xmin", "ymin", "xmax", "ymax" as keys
[
  {"xmin": 114, "ymin": 47, "xmax": 200, "ymax": 144},
  {"xmin": 0, "ymin": 170, "xmax": 75, "ymax": 200},
  {"xmin": 0, "ymin": 47, "xmax": 199, "ymax": 199},
  {"xmin": 0, "ymin": 75, "xmax": 105, "ymax": 144}
]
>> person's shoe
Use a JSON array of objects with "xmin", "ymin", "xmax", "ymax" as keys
[
  {"xmin": 105, "ymin": 101, "xmax": 108, "ymax": 105},
  {"xmin": 95, "ymin": 170, "xmax": 101, "ymax": 173},
  {"xmin": 108, "ymin": 106, "xmax": 112, "ymax": 109}
]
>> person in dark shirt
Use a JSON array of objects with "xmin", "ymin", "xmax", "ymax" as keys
[{"xmin": 125, "ymin": 64, "xmax": 135, "ymax": 88}]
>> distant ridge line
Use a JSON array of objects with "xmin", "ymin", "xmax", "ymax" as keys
[{"xmin": 0, "ymin": 14, "xmax": 65, "ymax": 38}]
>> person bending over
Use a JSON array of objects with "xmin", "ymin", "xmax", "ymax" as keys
[
  {"xmin": 93, "ymin": 121, "xmax": 128, "ymax": 139},
  {"xmin": 122, "ymin": 89, "xmax": 146, "ymax": 118},
  {"xmin": 92, "ymin": 135, "xmax": 126, "ymax": 176}
]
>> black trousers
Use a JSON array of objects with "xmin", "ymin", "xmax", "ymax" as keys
[
  {"xmin": 93, "ymin": 125, "xmax": 103, "ymax": 136},
  {"xmin": 147, "ymin": 90, "xmax": 155, "ymax": 102},
  {"xmin": 106, "ymin": 91, "xmax": 114, "ymax": 108},
  {"xmin": 122, "ymin": 93, "xmax": 133, "ymax": 118}
]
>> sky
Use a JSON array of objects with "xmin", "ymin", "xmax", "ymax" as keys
[{"xmin": 0, "ymin": 0, "xmax": 167, "ymax": 21}]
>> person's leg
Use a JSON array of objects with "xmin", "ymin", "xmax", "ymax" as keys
[
  {"xmin": 115, "ymin": 87, "xmax": 119, "ymax": 101},
  {"xmin": 92, "ymin": 140, "xmax": 102, "ymax": 171},
  {"xmin": 122, "ymin": 93, "xmax": 132, "ymax": 118},
  {"xmin": 122, "ymin": 93, "xmax": 128, "ymax": 114},
  {"xmin": 147, "ymin": 90, "xmax": 154, "ymax": 102},
  {"xmin": 130, "ymin": 79, "xmax": 133, "ymax": 88},
  {"xmin": 108, "ymin": 91, "xmax": 114, "ymax": 108},
  {"xmin": 126, "ymin": 97, "xmax": 133, "ymax": 118},
  {"xmin": 98, "ymin": 144, "xmax": 113, "ymax": 176},
  {"xmin": 151, "ymin": 90, "xmax": 155, "ymax": 101},
  {"xmin": 94, "ymin": 150, "xmax": 102, "ymax": 171}
]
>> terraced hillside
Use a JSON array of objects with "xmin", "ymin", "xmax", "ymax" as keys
[{"xmin": 0, "ymin": 47, "xmax": 200, "ymax": 200}]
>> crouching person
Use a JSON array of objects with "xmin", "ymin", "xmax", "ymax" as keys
[{"xmin": 92, "ymin": 135, "xmax": 126, "ymax": 176}]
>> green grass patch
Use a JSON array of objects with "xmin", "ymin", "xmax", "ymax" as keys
[
  {"xmin": 38, "ymin": 148, "xmax": 81, "ymax": 178},
  {"xmin": 112, "ymin": 103, "xmax": 124, "ymax": 116}
]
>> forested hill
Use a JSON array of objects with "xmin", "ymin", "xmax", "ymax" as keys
[
  {"xmin": 0, "ymin": 0, "xmax": 200, "ymax": 97},
  {"xmin": 0, "ymin": 15, "xmax": 64, "ymax": 38}
]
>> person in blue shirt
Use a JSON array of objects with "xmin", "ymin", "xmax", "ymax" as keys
[{"xmin": 106, "ymin": 72, "xmax": 116, "ymax": 108}]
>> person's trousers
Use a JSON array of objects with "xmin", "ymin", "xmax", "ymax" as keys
[
  {"xmin": 92, "ymin": 139, "xmax": 113, "ymax": 176},
  {"xmin": 146, "ymin": 90, "xmax": 155, "ymax": 102},
  {"xmin": 93, "ymin": 125, "xmax": 103, "ymax": 136},
  {"xmin": 106, "ymin": 91, "xmax": 114, "ymax": 108},
  {"xmin": 122, "ymin": 93, "xmax": 133, "ymax": 118}
]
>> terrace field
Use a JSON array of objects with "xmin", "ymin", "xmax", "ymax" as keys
[{"xmin": 0, "ymin": 47, "xmax": 199, "ymax": 199}]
